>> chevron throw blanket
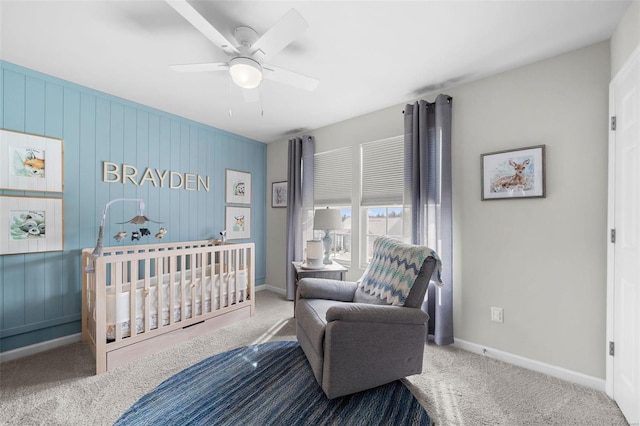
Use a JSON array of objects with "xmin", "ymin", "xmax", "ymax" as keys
[{"xmin": 360, "ymin": 236, "xmax": 442, "ymax": 306}]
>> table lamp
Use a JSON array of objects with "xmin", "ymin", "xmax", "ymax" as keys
[{"xmin": 313, "ymin": 207, "xmax": 343, "ymax": 264}]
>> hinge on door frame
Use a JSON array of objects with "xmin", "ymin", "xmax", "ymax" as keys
[
  {"xmin": 611, "ymin": 116, "xmax": 617, "ymax": 131},
  {"xmin": 610, "ymin": 229, "xmax": 616, "ymax": 243},
  {"xmin": 609, "ymin": 341, "xmax": 615, "ymax": 356}
]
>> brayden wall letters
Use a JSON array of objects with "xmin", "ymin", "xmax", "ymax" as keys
[{"xmin": 102, "ymin": 161, "xmax": 210, "ymax": 192}]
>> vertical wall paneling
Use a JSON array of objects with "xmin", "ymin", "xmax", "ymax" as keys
[
  {"xmin": 62, "ymin": 87, "xmax": 81, "ymax": 317},
  {"xmin": 197, "ymin": 128, "xmax": 207, "ymax": 238},
  {"xmin": 147, "ymin": 114, "xmax": 160, "ymax": 233},
  {"xmin": 0, "ymin": 61, "xmax": 266, "ymax": 353},
  {"xmin": 179, "ymin": 124, "xmax": 189, "ymax": 239},
  {"xmin": 79, "ymin": 93, "xmax": 97, "ymax": 250},
  {"xmin": 157, "ymin": 117, "xmax": 171, "ymax": 227},
  {"xmin": 136, "ymin": 110, "xmax": 150, "ymax": 244},
  {"xmin": 122, "ymin": 106, "xmax": 138, "ymax": 229},
  {"xmin": 93, "ymin": 97, "xmax": 111, "ymax": 254},
  {"xmin": 43, "ymin": 83, "xmax": 64, "ymax": 321},
  {"xmin": 108, "ymin": 103, "xmax": 125, "ymax": 232},
  {"xmin": 2, "ymin": 70, "xmax": 26, "ymax": 333},
  {"xmin": 24, "ymin": 76, "xmax": 46, "ymax": 325},
  {"xmin": 189, "ymin": 127, "xmax": 198, "ymax": 239},
  {"xmin": 169, "ymin": 121, "xmax": 181, "ymax": 242}
]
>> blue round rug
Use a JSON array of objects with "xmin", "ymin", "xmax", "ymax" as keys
[{"xmin": 115, "ymin": 341, "xmax": 430, "ymax": 425}]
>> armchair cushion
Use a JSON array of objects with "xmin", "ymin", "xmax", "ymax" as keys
[
  {"xmin": 297, "ymin": 278, "xmax": 357, "ymax": 302},
  {"xmin": 325, "ymin": 303, "xmax": 429, "ymax": 324}
]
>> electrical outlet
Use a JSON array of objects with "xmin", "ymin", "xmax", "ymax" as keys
[{"xmin": 491, "ymin": 307, "xmax": 504, "ymax": 323}]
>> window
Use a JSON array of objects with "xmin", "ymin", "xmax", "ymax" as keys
[
  {"xmin": 360, "ymin": 136, "xmax": 405, "ymax": 265},
  {"xmin": 307, "ymin": 147, "xmax": 352, "ymax": 265},
  {"xmin": 308, "ymin": 137, "xmax": 407, "ymax": 268},
  {"xmin": 363, "ymin": 206, "xmax": 403, "ymax": 261}
]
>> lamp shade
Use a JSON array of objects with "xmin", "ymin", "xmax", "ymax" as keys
[
  {"xmin": 229, "ymin": 57, "xmax": 262, "ymax": 89},
  {"xmin": 313, "ymin": 208, "xmax": 342, "ymax": 230}
]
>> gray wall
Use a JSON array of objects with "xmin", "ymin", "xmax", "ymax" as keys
[
  {"xmin": 265, "ymin": 41, "xmax": 611, "ymax": 379},
  {"xmin": 610, "ymin": 1, "xmax": 640, "ymax": 78}
]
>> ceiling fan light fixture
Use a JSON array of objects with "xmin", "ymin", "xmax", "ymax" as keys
[{"xmin": 229, "ymin": 57, "xmax": 263, "ymax": 89}]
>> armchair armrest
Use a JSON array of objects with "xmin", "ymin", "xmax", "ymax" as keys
[
  {"xmin": 298, "ymin": 278, "xmax": 358, "ymax": 302},
  {"xmin": 326, "ymin": 304, "xmax": 428, "ymax": 325}
]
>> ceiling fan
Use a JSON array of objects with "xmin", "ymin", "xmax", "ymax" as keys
[{"xmin": 165, "ymin": 0, "xmax": 319, "ymax": 92}]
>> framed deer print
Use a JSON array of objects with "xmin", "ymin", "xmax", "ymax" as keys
[
  {"xmin": 0, "ymin": 129, "xmax": 64, "ymax": 193},
  {"xmin": 481, "ymin": 145, "xmax": 546, "ymax": 200},
  {"xmin": 225, "ymin": 206, "xmax": 251, "ymax": 240}
]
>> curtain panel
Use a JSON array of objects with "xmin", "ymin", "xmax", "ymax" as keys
[
  {"xmin": 404, "ymin": 94, "xmax": 453, "ymax": 345},
  {"xmin": 286, "ymin": 136, "xmax": 315, "ymax": 300}
]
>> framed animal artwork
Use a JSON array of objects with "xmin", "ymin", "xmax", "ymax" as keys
[
  {"xmin": 481, "ymin": 145, "xmax": 546, "ymax": 200},
  {"xmin": 0, "ymin": 195, "xmax": 64, "ymax": 255},
  {"xmin": 225, "ymin": 206, "xmax": 251, "ymax": 240},
  {"xmin": 225, "ymin": 169, "xmax": 251, "ymax": 205},
  {"xmin": 271, "ymin": 181, "xmax": 287, "ymax": 208},
  {"xmin": 0, "ymin": 129, "xmax": 64, "ymax": 193}
]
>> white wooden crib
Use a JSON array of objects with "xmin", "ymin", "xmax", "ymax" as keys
[{"xmin": 81, "ymin": 240, "xmax": 255, "ymax": 374}]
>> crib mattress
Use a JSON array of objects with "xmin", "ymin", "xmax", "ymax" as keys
[
  {"xmin": 106, "ymin": 293, "xmax": 245, "ymax": 341},
  {"xmin": 103, "ymin": 267, "xmax": 247, "ymax": 341}
]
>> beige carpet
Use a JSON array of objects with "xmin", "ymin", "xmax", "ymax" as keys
[{"xmin": 0, "ymin": 291, "xmax": 628, "ymax": 425}]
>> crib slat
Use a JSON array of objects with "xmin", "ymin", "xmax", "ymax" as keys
[
  {"xmin": 234, "ymin": 248, "xmax": 240, "ymax": 306},
  {"xmin": 190, "ymin": 251, "xmax": 196, "ymax": 318},
  {"xmin": 155, "ymin": 255, "xmax": 162, "ymax": 332},
  {"xmin": 144, "ymin": 259, "xmax": 151, "ymax": 334},
  {"xmin": 218, "ymin": 251, "xmax": 227, "ymax": 309},
  {"xmin": 199, "ymin": 252, "xmax": 207, "ymax": 315},
  {"xmin": 180, "ymin": 254, "xmax": 186, "ymax": 322},
  {"xmin": 114, "ymin": 262, "xmax": 123, "ymax": 342},
  {"xmin": 130, "ymin": 259, "xmax": 138, "ymax": 338},
  {"xmin": 169, "ymin": 255, "xmax": 176, "ymax": 325}
]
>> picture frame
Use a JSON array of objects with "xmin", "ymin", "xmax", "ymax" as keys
[
  {"xmin": 225, "ymin": 169, "xmax": 251, "ymax": 205},
  {"xmin": 0, "ymin": 129, "xmax": 64, "ymax": 193},
  {"xmin": 481, "ymin": 145, "xmax": 546, "ymax": 200},
  {"xmin": 272, "ymin": 181, "xmax": 288, "ymax": 208},
  {"xmin": 225, "ymin": 206, "xmax": 251, "ymax": 240},
  {"xmin": 0, "ymin": 195, "xmax": 64, "ymax": 255}
]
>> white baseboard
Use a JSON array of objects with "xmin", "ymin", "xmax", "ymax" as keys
[
  {"xmin": 0, "ymin": 333, "xmax": 82, "ymax": 363},
  {"xmin": 452, "ymin": 338, "xmax": 605, "ymax": 392},
  {"xmin": 257, "ymin": 284, "xmax": 286, "ymax": 296}
]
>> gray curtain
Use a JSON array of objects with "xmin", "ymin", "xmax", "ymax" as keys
[
  {"xmin": 286, "ymin": 136, "xmax": 315, "ymax": 300},
  {"xmin": 404, "ymin": 94, "xmax": 453, "ymax": 345}
]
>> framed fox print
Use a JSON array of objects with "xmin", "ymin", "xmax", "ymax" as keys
[{"xmin": 0, "ymin": 129, "xmax": 64, "ymax": 193}]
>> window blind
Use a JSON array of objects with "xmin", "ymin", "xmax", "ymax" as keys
[
  {"xmin": 361, "ymin": 136, "xmax": 404, "ymax": 206},
  {"xmin": 314, "ymin": 147, "xmax": 352, "ymax": 206}
]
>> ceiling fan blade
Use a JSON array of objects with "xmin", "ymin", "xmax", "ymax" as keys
[
  {"xmin": 263, "ymin": 65, "xmax": 319, "ymax": 91},
  {"xmin": 169, "ymin": 62, "xmax": 229, "ymax": 72},
  {"xmin": 165, "ymin": 0, "xmax": 239, "ymax": 56},
  {"xmin": 251, "ymin": 9, "xmax": 308, "ymax": 63}
]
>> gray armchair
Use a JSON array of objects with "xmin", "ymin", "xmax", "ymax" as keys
[{"xmin": 295, "ymin": 236, "xmax": 440, "ymax": 399}]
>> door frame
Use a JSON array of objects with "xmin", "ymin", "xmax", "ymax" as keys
[{"xmin": 606, "ymin": 44, "xmax": 640, "ymax": 399}]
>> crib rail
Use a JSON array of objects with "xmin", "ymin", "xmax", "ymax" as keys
[{"xmin": 81, "ymin": 240, "xmax": 255, "ymax": 373}]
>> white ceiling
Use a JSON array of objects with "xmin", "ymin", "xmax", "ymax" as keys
[{"xmin": 0, "ymin": 0, "xmax": 631, "ymax": 143}]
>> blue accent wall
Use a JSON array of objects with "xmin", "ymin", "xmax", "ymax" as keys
[{"xmin": 0, "ymin": 61, "xmax": 267, "ymax": 353}]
